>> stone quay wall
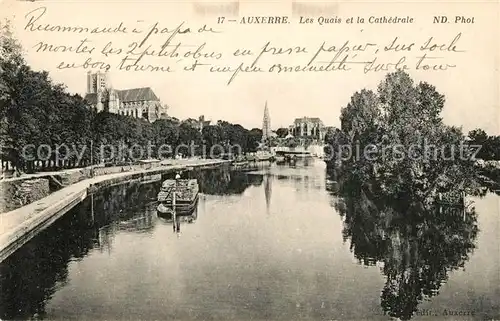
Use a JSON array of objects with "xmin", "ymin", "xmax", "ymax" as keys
[{"xmin": 0, "ymin": 179, "xmax": 50, "ymax": 213}]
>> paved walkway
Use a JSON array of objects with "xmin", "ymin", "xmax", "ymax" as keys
[
  {"xmin": 0, "ymin": 158, "xmax": 212, "ymax": 182},
  {"xmin": 1, "ymin": 175, "xmax": 110, "ymax": 234},
  {"xmin": 1, "ymin": 167, "xmax": 90, "ymax": 183}
]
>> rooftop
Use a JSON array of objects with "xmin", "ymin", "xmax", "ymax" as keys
[
  {"xmin": 294, "ymin": 117, "xmax": 323, "ymax": 124},
  {"xmin": 117, "ymin": 87, "xmax": 159, "ymax": 102}
]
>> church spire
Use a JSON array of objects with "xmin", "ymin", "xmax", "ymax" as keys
[{"xmin": 262, "ymin": 101, "xmax": 271, "ymax": 145}]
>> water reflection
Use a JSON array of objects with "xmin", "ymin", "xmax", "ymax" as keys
[
  {"xmin": 328, "ymin": 171, "xmax": 480, "ymax": 320},
  {"xmin": 197, "ymin": 169, "xmax": 263, "ymax": 195},
  {"xmin": 1, "ymin": 161, "xmax": 494, "ymax": 321},
  {"xmin": 0, "ymin": 167, "xmax": 264, "ymax": 320},
  {"xmin": 0, "ymin": 183, "xmax": 162, "ymax": 320},
  {"xmin": 90, "ymin": 180, "xmax": 160, "ymax": 229},
  {"xmin": 157, "ymin": 203, "xmax": 199, "ymax": 235},
  {"xmin": 269, "ymin": 160, "xmax": 326, "ymax": 193},
  {"xmin": 0, "ymin": 201, "xmax": 96, "ymax": 320},
  {"xmin": 264, "ymin": 173, "xmax": 272, "ymax": 213}
]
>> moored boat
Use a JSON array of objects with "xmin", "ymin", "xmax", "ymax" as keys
[
  {"xmin": 232, "ymin": 160, "xmax": 249, "ymax": 167},
  {"xmin": 157, "ymin": 207, "xmax": 198, "ymax": 223},
  {"xmin": 255, "ymin": 150, "xmax": 274, "ymax": 161},
  {"xmin": 294, "ymin": 151, "xmax": 312, "ymax": 158},
  {"xmin": 157, "ymin": 179, "xmax": 199, "ymax": 214}
]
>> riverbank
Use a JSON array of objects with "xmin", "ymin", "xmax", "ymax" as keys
[
  {"xmin": 0, "ymin": 159, "xmax": 218, "ymax": 212},
  {"xmin": 0, "ymin": 159, "xmax": 229, "ymax": 263}
]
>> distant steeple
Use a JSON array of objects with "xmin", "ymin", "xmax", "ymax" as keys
[{"xmin": 262, "ymin": 101, "xmax": 271, "ymax": 145}]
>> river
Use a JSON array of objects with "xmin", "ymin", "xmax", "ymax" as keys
[{"xmin": 0, "ymin": 159, "xmax": 498, "ymax": 320}]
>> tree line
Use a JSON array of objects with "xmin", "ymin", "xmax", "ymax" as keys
[
  {"xmin": 0, "ymin": 21, "xmax": 263, "ymax": 174},
  {"xmin": 324, "ymin": 70, "xmax": 487, "ymax": 202},
  {"xmin": 329, "ymin": 173, "xmax": 479, "ymax": 321},
  {"xmin": 324, "ymin": 70, "xmax": 495, "ymax": 320},
  {"xmin": 467, "ymin": 128, "xmax": 500, "ymax": 161}
]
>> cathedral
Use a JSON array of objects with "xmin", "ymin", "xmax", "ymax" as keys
[
  {"xmin": 84, "ymin": 71, "xmax": 167, "ymax": 122},
  {"xmin": 288, "ymin": 117, "xmax": 325, "ymax": 140}
]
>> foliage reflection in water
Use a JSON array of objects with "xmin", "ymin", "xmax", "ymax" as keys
[
  {"xmin": 0, "ymin": 162, "xmax": 497, "ymax": 320},
  {"xmin": 327, "ymin": 166, "xmax": 483, "ymax": 320}
]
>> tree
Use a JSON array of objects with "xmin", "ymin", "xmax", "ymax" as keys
[
  {"xmin": 246, "ymin": 128, "xmax": 262, "ymax": 152},
  {"xmin": 152, "ymin": 119, "xmax": 180, "ymax": 158},
  {"xmin": 1, "ymin": 20, "xmax": 97, "ymax": 172},
  {"xmin": 276, "ymin": 127, "xmax": 288, "ymax": 138},
  {"xmin": 468, "ymin": 128, "xmax": 488, "ymax": 142},
  {"xmin": 284, "ymin": 137, "xmax": 300, "ymax": 148},
  {"xmin": 178, "ymin": 121, "xmax": 202, "ymax": 156},
  {"xmin": 181, "ymin": 118, "xmax": 199, "ymax": 128},
  {"xmin": 468, "ymin": 128, "xmax": 500, "ymax": 160},
  {"xmin": 228, "ymin": 124, "xmax": 248, "ymax": 154},
  {"xmin": 323, "ymin": 127, "xmax": 349, "ymax": 167},
  {"xmin": 202, "ymin": 125, "xmax": 222, "ymax": 157},
  {"xmin": 487, "ymin": 136, "xmax": 500, "ymax": 160},
  {"xmin": 326, "ymin": 71, "xmax": 479, "ymax": 202},
  {"xmin": 0, "ymin": 19, "xmax": 275, "ymax": 171},
  {"xmin": 1, "ymin": 20, "xmax": 29, "ymax": 171},
  {"xmin": 340, "ymin": 89, "xmax": 381, "ymax": 143}
]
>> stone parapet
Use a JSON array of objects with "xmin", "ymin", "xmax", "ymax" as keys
[{"xmin": 0, "ymin": 178, "xmax": 50, "ymax": 213}]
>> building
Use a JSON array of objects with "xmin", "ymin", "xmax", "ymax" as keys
[
  {"xmin": 181, "ymin": 115, "xmax": 211, "ymax": 133},
  {"xmin": 198, "ymin": 115, "xmax": 211, "ymax": 133},
  {"xmin": 84, "ymin": 71, "xmax": 167, "ymax": 122},
  {"xmin": 288, "ymin": 117, "xmax": 325, "ymax": 140}
]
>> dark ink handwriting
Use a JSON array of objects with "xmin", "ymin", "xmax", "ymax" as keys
[
  {"xmin": 25, "ymin": 7, "xmax": 128, "ymax": 34},
  {"xmin": 225, "ymin": 62, "xmax": 263, "ymax": 85},
  {"xmin": 138, "ymin": 22, "xmax": 190, "ymax": 48},
  {"xmin": 118, "ymin": 56, "xmax": 173, "ymax": 72},
  {"xmin": 364, "ymin": 56, "xmax": 409, "ymax": 73},
  {"xmin": 420, "ymin": 33, "xmax": 465, "ymax": 52},
  {"xmin": 101, "ymin": 42, "xmax": 122, "ymax": 57},
  {"xmin": 184, "ymin": 60, "xmax": 210, "ymax": 71},
  {"xmin": 415, "ymin": 54, "xmax": 456, "ymax": 70},
  {"xmin": 384, "ymin": 37, "xmax": 414, "ymax": 52},
  {"xmin": 34, "ymin": 38, "xmax": 95, "ymax": 54},
  {"xmin": 308, "ymin": 40, "xmax": 376, "ymax": 66},
  {"xmin": 198, "ymin": 24, "xmax": 221, "ymax": 33},
  {"xmin": 57, "ymin": 57, "xmax": 110, "ymax": 71},
  {"xmin": 250, "ymin": 42, "xmax": 307, "ymax": 68}
]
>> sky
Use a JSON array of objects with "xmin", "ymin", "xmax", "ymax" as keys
[{"xmin": 2, "ymin": 0, "xmax": 499, "ymax": 134}]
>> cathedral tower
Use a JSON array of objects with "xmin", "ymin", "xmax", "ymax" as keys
[
  {"xmin": 86, "ymin": 71, "xmax": 108, "ymax": 94},
  {"xmin": 86, "ymin": 71, "xmax": 110, "ymax": 112}
]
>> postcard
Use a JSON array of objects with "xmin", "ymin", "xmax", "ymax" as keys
[{"xmin": 0, "ymin": 0, "xmax": 498, "ymax": 320}]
